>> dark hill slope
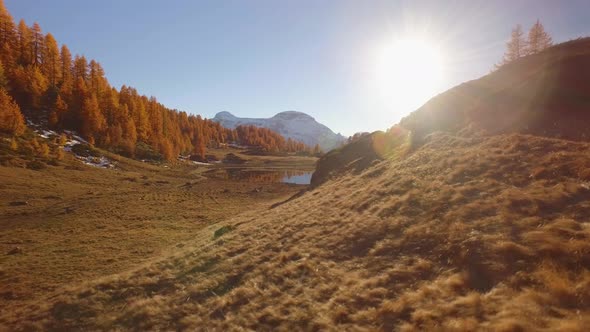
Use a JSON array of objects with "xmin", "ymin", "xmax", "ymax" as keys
[
  {"xmin": 401, "ymin": 37, "xmax": 590, "ymax": 144},
  {"xmin": 311, "ymin": 132, "xmax": 398, "ymax": 187}
]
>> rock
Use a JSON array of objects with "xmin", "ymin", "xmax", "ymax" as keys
[
  {"xmin": 205, "ymin": 154, "xmax": 219, "ymax": 162},
  {"xmin": 189, "ymin": 155, "xmax": 208, "ymax": 163},
  {"xmin": 223, "ymin": 153, "xmax": 246, "ymax": 164},
  {"xmin": 311, "ymin": 131, "xmax": 396, "ymax": 187},
  {"xmin": 9, "ymin": 201, "xmax": 28, "ymax": 206},
  {"xmin": 7, "ymin": 247, "xmax": 22, "ymax": 255}
]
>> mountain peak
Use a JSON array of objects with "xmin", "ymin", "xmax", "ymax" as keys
[
  {"xmin": 272, "ymin": 111, "xmax": 315, "ymax": 121},
  {"xmin": 212, "ymin": 111, "xmax": 345, "ymax": 151},
  {"xmin": 214, "ymin": 111, "xmax": 236, "ymax": 119}
]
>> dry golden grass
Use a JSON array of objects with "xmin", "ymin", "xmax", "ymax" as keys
[
  {"xmin": 0, "ymin": 140, "xmax": 311, "ymax": 329},
  {"xmin": 2, "ymin": 132, "xmax": 589, "ymax": 330}
]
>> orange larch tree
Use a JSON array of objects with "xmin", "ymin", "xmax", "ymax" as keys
[
  {"xmin": 0, "ymin": 4, "xmax": 308, "ymax": 161},
  {"xmin": 0, "ymin": 87, "xmax": 25, "ymax": 135}
]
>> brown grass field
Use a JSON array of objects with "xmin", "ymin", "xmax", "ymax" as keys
[
  {"xmin": 0, "ymin": 143, "xmax": 315, "ymax": 330},
  {"xmin": 3, "ymin": 133, "xmax": 590, "ymax": 331}
]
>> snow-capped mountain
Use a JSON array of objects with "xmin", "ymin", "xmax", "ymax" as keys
[{"xmin": 212, "ymin": 111, "xmax": 346, "ymax": 152}]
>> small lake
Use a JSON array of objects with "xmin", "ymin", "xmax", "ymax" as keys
[
  {"xmin": 206, "ymin": 169, "xmax": 314, "ymax": 185},
  {"xmin": 282, "ymin": 172, "xmax": 314, "ymax": 185}
]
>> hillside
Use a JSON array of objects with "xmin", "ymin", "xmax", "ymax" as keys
[
  {"xmin": 3, "ymin": 38, "xmax": 590, "ymax": 330},
  {"xmin": 400, "ymin": 37, "xmax": 590, "ymax": 144},
  {"xmin": 4, "ymin": 133, "xmax": 590, "ymax": 331},
  {"xmin": 213, "ymin": 111, "xmax": 346, "ymax": 152}
]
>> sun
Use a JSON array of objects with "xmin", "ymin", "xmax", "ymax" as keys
[{"xmin": 374, "ymin": 38, "xmax": 445, "ymax": 118}]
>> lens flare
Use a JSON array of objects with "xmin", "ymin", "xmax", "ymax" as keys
[{"xmin": 374, "ymin": 38, "xmax": 445, "ymax": 119}]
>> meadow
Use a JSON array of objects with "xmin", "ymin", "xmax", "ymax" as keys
[{"xmin": 0, "ymin": 140, "xmax": 315, "ymax": 327}]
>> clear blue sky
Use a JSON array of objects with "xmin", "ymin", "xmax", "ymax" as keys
[{"xmin": 6, "ymin": 0, "xmax": 590, "ymax": 136}]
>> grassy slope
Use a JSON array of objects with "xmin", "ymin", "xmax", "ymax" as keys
[
  {"xmin": 0, "ymin": 145, "xmax": 312, "ymax": 325},
  {"xmin": 4, "ymin": 133, "xmax": 590, "ymax": 331},
  {"xmin": 401, "ymin": 37, "xmax": 590, "ymax": 143}
]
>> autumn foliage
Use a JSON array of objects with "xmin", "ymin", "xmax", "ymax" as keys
[
  {"xmin": 0, "ymin": 87, "xmax": 24, "ymax": 135},
  {"xmin": 234, "ymin": 125, "xmax": 309, "ymax": 153},
  {"xmin": 0, "ymin": 1, "xmax": 309, "ymax": 160},
  {"xmin": 496, "ymin": 19, "xmax": 553, "ymax": 68}
]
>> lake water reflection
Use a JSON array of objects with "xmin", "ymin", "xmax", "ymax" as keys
[{"xmin": 208, "ymin": 169, "xmax": 313, "ymax": 185}]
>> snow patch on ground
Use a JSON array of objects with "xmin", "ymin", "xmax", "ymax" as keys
[
  {"xmin": 178, "ymin": 155, "xmax": 214, "ymax": 166},
  {"xmin": 76, "ymin": 155, "xmax": 115, "ymax": 169},
  {"xmin": 63, "ymin": 138, "xmax": 83, "ymax": 152},
  {"xmin": 38, "ymin": 129, "xmax": 57, "ymax": 139},
  {"xmin": 27, "ymin": 118, "xmax": 116, "ymax": 169},
  {"xmin": 63, "ymin": 130, "xmax": 88, "ymax": 144},
  {"xmin": 28, "ymin": 119, "xmax": 58, "ymax": 139}
]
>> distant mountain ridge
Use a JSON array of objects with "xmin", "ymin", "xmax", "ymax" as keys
[{"xmin": 212, "ymin": 111, "xmax": 346, "ymax": 151}]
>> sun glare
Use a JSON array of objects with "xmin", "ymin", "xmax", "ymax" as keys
[{"xmin": 374, "ymin": 38, "xmax": 445, "ymax": 118}]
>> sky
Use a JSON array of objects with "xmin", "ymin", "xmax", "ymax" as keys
[{"xmin": 6, "ymin": 0, "xmax": 590, "ymax": 136}]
